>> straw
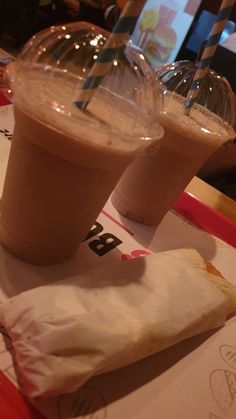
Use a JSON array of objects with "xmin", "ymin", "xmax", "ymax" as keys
[
  {"xmin": 75, "ymin": 0, "xmax": 146, "ymax": 110},
  {"xmin": 184, "ymin": 0, "xmax": 236, "ymax": 115}
]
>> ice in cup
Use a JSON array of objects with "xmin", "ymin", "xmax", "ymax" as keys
[
  {"xmin": 0, "ymin": 22, "xmax": 163, "ymax": 265},
  {"xmin": 111, "ymin": 60, "xmax": 236, "ymax": 225}
]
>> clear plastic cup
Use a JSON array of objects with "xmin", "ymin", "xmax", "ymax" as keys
[
  {"xmin": 0, "ymin": 22, "xmax": 163, "ymax": 265},
  {"xmin": 111, "ymin": 60, "xmax": 236, "ymax": 225}
]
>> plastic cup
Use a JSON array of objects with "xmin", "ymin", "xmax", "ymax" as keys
[
  {"xmin": 111, "ymin": 60, "xmax": 236, "ymax": 225},
  {"xmin": 0, "ymin": 22, "xmax": 163, "ymax": 265}
]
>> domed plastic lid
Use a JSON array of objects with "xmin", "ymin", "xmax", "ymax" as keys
[
  {"xmin": 10, "ymin": 22, "xmax": 163, "ymax": 150},
  {"xmin": 156, "ymin": 60, "xmax": 236, "ymax": 136}
]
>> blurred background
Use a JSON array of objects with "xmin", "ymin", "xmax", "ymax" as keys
[{"xmin": 0, "ymin": 1, "xmax": 119, "ymax": 51}]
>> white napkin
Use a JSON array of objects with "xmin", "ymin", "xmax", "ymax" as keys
[{"xmin": 0, "ymin": 248, "xmax": 232, "ymax": 399}]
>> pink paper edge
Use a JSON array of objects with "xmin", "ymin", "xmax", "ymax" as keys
[
  {"xmin": 174, "ymin": 191, "xmax": 236, "ymax": 248},
  {"xmin": 0, "ymin": 91, "xmax": 11, "ymax": 106}
]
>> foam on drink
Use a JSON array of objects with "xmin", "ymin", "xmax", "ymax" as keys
[
  {"xmin": 13, "ymin": 66, "xmax": 156, "ymax": 154},
  {"xmin": 162, "ymin": 92, "xmax": 234, "ymax": 146}
]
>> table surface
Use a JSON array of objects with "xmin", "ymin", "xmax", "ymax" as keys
[{"xmin": 187, "ymin": 176, "xmax": 236, "ymax": 224}]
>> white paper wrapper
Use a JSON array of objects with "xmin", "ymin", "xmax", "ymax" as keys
[{"xmin": 0, "ymin": 249, "xmax": 231, "ymax": 399}]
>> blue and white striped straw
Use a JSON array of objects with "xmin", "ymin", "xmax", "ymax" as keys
[
  {"xmin": 184, "ymin": 0, "xmax": 235, "ymax": 115},
  {"xmin": 75, "ymin": 0, "xmax": 146, "ymax": 110}
]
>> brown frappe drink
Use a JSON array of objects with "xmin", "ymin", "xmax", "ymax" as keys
[
  {"xmin": 112, "ymin": 62, "xmax": 236, "ymax": 225},
  {"xmin": 0, "ymin": 23, "xmax": 163, "ymax": 265}
]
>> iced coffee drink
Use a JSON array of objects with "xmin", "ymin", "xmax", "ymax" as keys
[
  {"xmin": 0, "ymin": 23, "xmax": 163, "ymax": 264},
  {"xmin": 112, "ymin": 62, "xmax": 236, "ymax": 225}
]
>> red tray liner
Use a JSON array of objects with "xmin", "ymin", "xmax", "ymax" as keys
[
  {"xmin": 174, "ymin": 191, "xmax": 236, "ymax": 248},
  {"xmin": 0, "ymin": 91, "xmax": 11, "ymax": 106},
  {"xmin": 0, "ymin": 372, "xmax": 45, "ymax": 419}
]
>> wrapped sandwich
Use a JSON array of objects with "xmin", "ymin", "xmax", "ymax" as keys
[{"xmin": 0, "ymin": 248, "xmax": 235, "ymax": 399}]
